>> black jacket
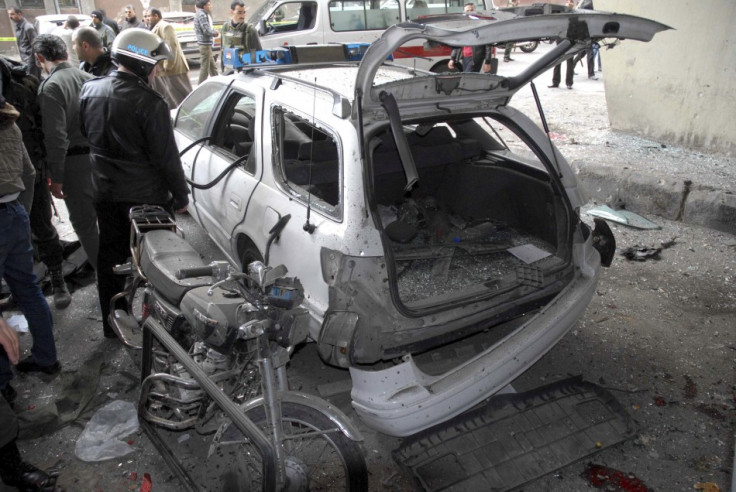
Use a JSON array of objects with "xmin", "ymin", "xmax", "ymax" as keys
[
  {"xmin": 79, "ymin": 71, "xmax": 189, "ymax": 208},
  {"xmin": 450, "ymin": 45, "xmax": 493, "ymax": 72},
  {"xmin": 79, "ymin": 50, "xmax": 116, "ymax": 77}
]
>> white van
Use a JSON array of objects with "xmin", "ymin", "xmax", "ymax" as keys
[{"xmin": 247, "ymin": 0, "xmax": 497, "ymax": 72}]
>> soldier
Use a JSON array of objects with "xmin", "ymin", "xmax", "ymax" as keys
[{"xmin": 221, "ymin": 0, "xmax": 262, "ymax": 72}]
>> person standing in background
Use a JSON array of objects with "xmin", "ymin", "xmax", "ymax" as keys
[
  {"xmin": 146, "ymin": 8, "xmax": 193, "ymax": 108},
  {"xmin": 0, "ymin": 54, "xmax": 72, "ymax": 309},
  {"xmin": 503, "ymin": 0, "xmax": 519, "ymax": 62},
  {"xmin": 448, "ymin": 3, "xmax": 495, "ymax": 74},
  {"xmin": 74, "ymin": 26, "xmax": 116, "ymax": 77},
  {"xmin": 194, "ymin": 0, "xmax": 219, "ymax": 84},
  {"xmin": 119, "ymin": 4, "xmax": 146, "ymax": 31},
  {"xmin": 6, "ymin": 7, "xmax": 41, "ymax": 80},
  {"xmin": 52, "ymin": 16, "xmax": 81, "ymax": 68},
  {"xmin": 99, "ymin": 9, "xmax": 120, "ymax": 36},
  {"xmin": 34, "ymin": 34, "xmax": 99, "ymax": 273},
  {"xmin": 90, "ymin": 10, "xmax": 116, "ymax": 49},
  {"xmin": 220, "ymin": 0, "xmax": 262, "ymax": 72}
]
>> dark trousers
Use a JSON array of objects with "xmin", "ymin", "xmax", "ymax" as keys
[
  {"xmin": 552, "ymin": 58, "xmax": 575, "ymax": 87},
  {"xmin": 0, "ymin": 202, "xmax": 56, "ymax": 388},
  {"xmin": 95, "ymin": 201, "xmax": 172, "ymax": 334},
  {"xmin": 29, "ymin": 177, "xmax": 64, "ymax": 270},
  {"xmin": 462, "ymin": 56, "xmax": 476, "ymax": 73},
  {"xmin": 95, "ymin": 202, "xmax": 136, "ymax": 335},
  {"xmin": 0, "ymin": 395, "xmax": 18, "ymax": 447},
  {"xmin": 586, "ymin": 43, "xmax": 599, "ymax": 76}
]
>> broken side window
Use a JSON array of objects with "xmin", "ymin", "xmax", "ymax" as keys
[{"xmin": 272, "ymin": 106, "xmax": 342, "ymax": 218}]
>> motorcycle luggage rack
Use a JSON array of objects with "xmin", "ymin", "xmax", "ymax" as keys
[
  {"xmin": 109, "ymin": 205, "xmax": 184, "ymax": 350},
  {"xmin": 128, "ymin": 205, "xmax": 182, "ymax": 277}
]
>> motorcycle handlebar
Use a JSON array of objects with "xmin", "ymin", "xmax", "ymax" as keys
[{"xmin": 176, "ymin": 265, "xmax": 214, "ymax": 280}]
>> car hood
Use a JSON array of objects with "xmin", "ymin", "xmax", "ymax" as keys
[{"xmin": 356, "ymin": 6, "xmax": 671, "ymax": 113}]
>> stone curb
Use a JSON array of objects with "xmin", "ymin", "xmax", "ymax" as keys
[{"xmin": 573, "ymin": 162, "xmax": 736, "ymax": 235}]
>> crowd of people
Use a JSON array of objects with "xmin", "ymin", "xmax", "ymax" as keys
[{"xmin": 1, "ymin": 2, "xmax": 260, "ymax": 490}]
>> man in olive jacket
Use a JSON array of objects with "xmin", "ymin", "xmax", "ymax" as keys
[{"xmin": 220, "ymin": 0, "xmax": 261, "ymax": 72}]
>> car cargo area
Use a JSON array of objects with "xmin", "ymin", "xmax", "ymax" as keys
[{"xmin": 370, "ymin": 121, "xmax": 571, "ymax": 308}]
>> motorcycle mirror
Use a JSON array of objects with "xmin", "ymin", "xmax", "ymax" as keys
[
  {"xmin": 263, "ymin": 264, "xmax": 288, "ymax": 288},
  {"xmin": 247, "ymin": 261, "xmax": 288, "ymax": 290}
]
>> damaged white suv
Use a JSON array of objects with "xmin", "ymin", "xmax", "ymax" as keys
[{"xmin": 173, "ymin": 5, "xmax": 668, "ymax": 436}]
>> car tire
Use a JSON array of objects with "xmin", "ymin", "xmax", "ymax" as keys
[
  {"xmin": 239, "ymin": 238, "xmax": 264, "ymax": 272},
  {"xmin": 431, "ymin": 60, "xmax": 459, "ymax": 73}
]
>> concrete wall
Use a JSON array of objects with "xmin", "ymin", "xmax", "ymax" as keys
[{"xmin": 596, "ymin": 0, "xmax": 736, "ymax": 155}]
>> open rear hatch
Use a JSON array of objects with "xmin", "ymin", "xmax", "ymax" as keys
[
  {"xmin": 347, "ymin": 7, "xmax": 670, "ymax": 436},
  {"xmin": 356, "ymin": 11, "xmax": 669, "ymax": 311}
]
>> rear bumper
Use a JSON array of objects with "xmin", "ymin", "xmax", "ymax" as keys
[{"xmin": 349, "ymin": 242, "xmax": 600, "ymax": 437}]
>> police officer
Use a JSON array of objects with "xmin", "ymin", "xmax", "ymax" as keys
[{"xmin": 79, "ymin": 29, "xmax": 189, "ymax": 339}]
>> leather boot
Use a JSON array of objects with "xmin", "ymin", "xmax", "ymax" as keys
[
  {"xmin": 50, "ymin": 267, "xmax": 71, "ymax": 310},
  {"xmin": 0, "ymin": 439, "xmax": 59, "ymax": 491}
]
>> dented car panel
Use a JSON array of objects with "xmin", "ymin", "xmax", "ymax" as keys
[
  {"xmin": 174, "ymin": 9, "xmax": 669, "ymax": 437},
  {"xmin": 350, "ymin": 239, "xmax": 601, "ymax": 437}
]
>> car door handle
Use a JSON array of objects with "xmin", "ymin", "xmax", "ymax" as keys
[{"xmin": 229, "ymin": 195, "xmax": 242, "ymax": 210}]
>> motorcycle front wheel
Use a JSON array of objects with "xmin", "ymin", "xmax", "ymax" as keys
[{"xmin": 212, "ymin": 401, "xmax": 368, "ymax": 491}]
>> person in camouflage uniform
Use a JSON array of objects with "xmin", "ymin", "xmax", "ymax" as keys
[{"xmin": 220, "ymin": 0, "xmax": 262, "ymax": 72}]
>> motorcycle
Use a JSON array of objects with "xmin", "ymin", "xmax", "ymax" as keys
[{"xmin": 109, "ymin": 205, "xmax": 368, "ymax": 491}]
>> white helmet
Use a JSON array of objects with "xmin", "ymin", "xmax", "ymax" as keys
[{"xmin": 111, "ymin": 28, "xmax": 172, "ymax": 79}]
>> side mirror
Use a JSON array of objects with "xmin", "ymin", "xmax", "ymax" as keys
[{"xmin": 258, "ymin": 19, "xmax": 267, "ymax": 36}]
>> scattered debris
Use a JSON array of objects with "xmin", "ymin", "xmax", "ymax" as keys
[
  {"xmin": 6, "ymin": 313, "xmax": 28, "ymax": 333},
  {"xmin": 620, "ymin": 237, "xmax": 676, "ymax": 261},
  {"xmin": 694, "ymin": 482, "xmax": 721, "ymax": 492},
  {"xmin": 621, "ymin": 245, "xmax": 662, "ymax": 261},
  {"xmin": 660, "ymin": 237, "xmax": 677, "ymax": 249},
  {"xmin": 140, "ymin": 472, "xmax": 153, "ymax": 492},
  {"xmin": 592, "ymin": 218, "xmax": 616, "ymax": 267},
  {"xmin": 75, "ymin": 400, "xmax": 139, "ymax": 462},
  {"xmin": 587, "ymin": 204, "xmax": 661, "ymax": 230},
  {"xmin": 694, "ymin": 404, "xmax": 727, "ymax": 421},
  {"xmin": 581, "ymin": 463, "xmax": 651, "ymax": 491},
  {"xmin": 683, "ymin": 375, "xmax": 698, "ymax": 399}
]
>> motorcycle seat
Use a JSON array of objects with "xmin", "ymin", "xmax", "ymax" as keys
[{"xmin": 140, "ymin": 229, "xmax": 212, "ymax": 305}]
